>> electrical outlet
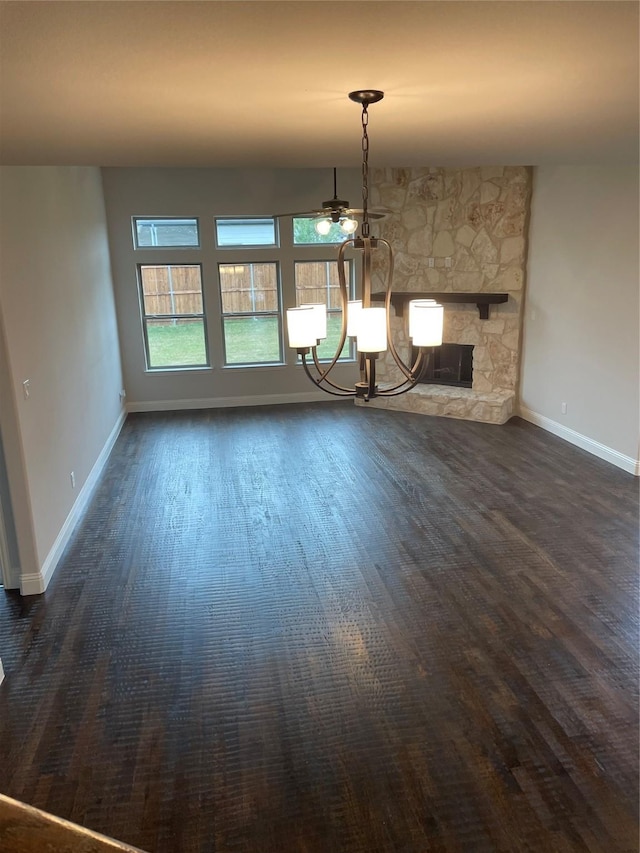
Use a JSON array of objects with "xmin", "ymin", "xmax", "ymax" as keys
[
  {"xmin": 561, "ymin": 402, "xmax": 567, "ymax": 415},
  {"xmin": 119, "ymin": 389, "xmax": 127, "ymax": 402},
  {"xmin": 427, "ymin": 257, "xmax": 435, "ymax": 268},
  {"xmin": 70, "ymin": 471, "xmax": 76, "ymax": 489},
  {"xmin": 22, "ymin": 379, "xmax": 30, "ymax": 399},
  {"xmin": 445, "ymin": 257, "xmax": 453, "ymax": 268}
]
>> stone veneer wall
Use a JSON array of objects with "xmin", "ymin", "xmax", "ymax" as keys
[{"xmin": 362, "ymin": 166, "xmax": 531, "ymax": 423}]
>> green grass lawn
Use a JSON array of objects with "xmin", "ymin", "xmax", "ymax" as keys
[
  {"xmin": 146, "ymin": 315, "xmax": 351, "ymax": 368},
  {"xmin": 146, "ymin": 320, "xmax": 208, "ymax": 367}
]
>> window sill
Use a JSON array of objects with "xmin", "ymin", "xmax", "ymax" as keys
[
  {"xmin": 295, "ymin": 359, "xmax": 357, "ymax": 366},
  {"xmin": 145, "ymin": 366, "xmax": 212, "ymax": 374},
  {"xmin": 222, "ymin": 362, "xmax": 286, "ymax": 370}
]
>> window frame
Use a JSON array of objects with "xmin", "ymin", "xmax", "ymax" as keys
[
  {"xmin": 217, "ymin": 259, "xmax": 284, "ymax": 367},
  {"xmin": 132, "ymin": 217, "xmax": 201, "ymax": 250},
  {"xmin": 214, "ymin": 217, "xmax": 279, "ymax": 250},
  {"xmin": 137, "ymin": 262, "xmax": 210, "ymax": 371},
  {"xmin": 128, "ymin": 212, "xmax": 359, "ymax": 375}
]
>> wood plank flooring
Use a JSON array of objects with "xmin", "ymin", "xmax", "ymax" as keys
[{"xmin": 0, "ymin": 404, "xmax": 637, "ymax": 853}]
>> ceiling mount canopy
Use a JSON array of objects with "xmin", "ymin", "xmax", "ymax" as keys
[
  {"xmin": 285, "ymin": 90, "xmax": 445, "ymax": 402},
  {"xmin": 348, "ymin": 89, "xmax": 385, "ymax": 106}
]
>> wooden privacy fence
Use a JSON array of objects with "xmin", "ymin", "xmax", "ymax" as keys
[
  {"xmin": 294, "ymin": 261, "xmax": 343, "ymax": 310},
  {"xmin": 219, "ymin": 264, "xmax": 278, "ymax": 313},
  {"xmin": 141, "ymin": 265, "xmax": 203, "ymax": 316},
  {"xmin": 140, "ymin": 261, "xmax": 347, "ymax": 316}
]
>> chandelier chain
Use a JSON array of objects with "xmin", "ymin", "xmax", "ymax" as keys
[{"xmin": 361, "ymin": 104, "xmax": 370, "ymax": 237}]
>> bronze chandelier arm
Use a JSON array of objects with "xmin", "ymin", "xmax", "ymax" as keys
[
  {"xmin": 302, "ymin": 239, "xmax": 353, "ymax": 386},
  {"xmin": 298, "ymin": 238, "xmax": 357, "ymax": 395},
  {"xmin": 376, "ymin": 349, "xmax": 432, "ymax": 396},
  {"xmin": 301, "ymin": 355, "xmax": 356, "ymax": 397},
  {"xmin": 377, "ymin": 237, "xmax": 415, "ymax": 384},
  {"xmin": 310, "ymin": 347, "xmax": 355, "ymax": 393}
]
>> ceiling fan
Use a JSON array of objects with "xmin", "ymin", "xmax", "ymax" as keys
[{"xmin": 273, "ymin": 168, "xmax": 388, "ymax": 235}]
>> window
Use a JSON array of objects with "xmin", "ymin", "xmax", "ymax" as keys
[
  {"xmin": 294, "ymin": 260, "xmax": 353, "ymax": 360},
  {"xmin": 130, "ymin": 212, "xmax": 357, "ymax": 373},
  {"xmin": 219, "ymin": 262, "xmax": 282, "ymax": 365},
  {"xmin": 139, "ymin": 265, "xmax": 208, "ymax": 369},
  {"xmin": 134, "ymin": 218, "xmax": 199, "ymax": 248},
  {"xmin": 215, "ymin": 218, "xmax": 277, "ymax": 248}
]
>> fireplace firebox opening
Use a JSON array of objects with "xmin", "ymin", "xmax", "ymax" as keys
[{"xmin": 412, "ymin": 343, "xmax": 474, "ymax": 388}]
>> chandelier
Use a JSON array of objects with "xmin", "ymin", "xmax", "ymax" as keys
[{"xmin": 285, "ymin": 90, "xmax": 444, "ymax": 401}]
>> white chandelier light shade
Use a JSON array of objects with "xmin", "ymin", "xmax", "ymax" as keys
[
  {"xmin": 315, "ymin": 218, "xmax": 332, "ymax": 236},
  {"xmin": 286, "ymin": 306, "xmax": 321, "ymax": 349},
  {"xmin": 409, "ymin": 300, "xmax": 444, "ymax": 347},
  {"xmin": 346, "ymin": 300, "xmax": 363, "ymax": 337},
  {"xmin": 356, "ymin": 307, "xmax": 387, "ymax": 353},
  {"xmin": 306, "ymin": 303, "xmax": 327, "ymax": 341}
]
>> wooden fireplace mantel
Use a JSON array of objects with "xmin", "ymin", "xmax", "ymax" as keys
[{"xmin": 371, "ymin": 292, "xmax": 508, "ymax": 320}]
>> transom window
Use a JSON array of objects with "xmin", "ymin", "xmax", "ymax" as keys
[
  {"xmin": 215, "ymin": 218, "xmax": 277, "ymax": 248},
  {"xmin": 133, "ymin": 218, "xmax": 199, "ymax": 248}
]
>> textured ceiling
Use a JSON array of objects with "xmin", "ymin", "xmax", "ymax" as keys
[{"xmin": 0, "ymin": 1, "xmax": 638, "ymax": 166}]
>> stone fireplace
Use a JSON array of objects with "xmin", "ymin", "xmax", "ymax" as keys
[{"xmin": 355, "ymin": 166, "xmax": 531, "ymax": 424}]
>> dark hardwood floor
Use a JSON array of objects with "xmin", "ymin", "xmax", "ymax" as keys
[{"xmin": 0, "ymin": 404, "xmax": 637, "ymax": 853}]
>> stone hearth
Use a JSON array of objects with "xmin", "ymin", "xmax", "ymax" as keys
[{"xmin": 355, "ymin": 385, "xmax": 514, "ymax": 424}]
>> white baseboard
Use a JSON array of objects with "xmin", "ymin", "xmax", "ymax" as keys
[
  {"xmin": 19, "ymin": 571, "xmax": 49, "ymax": 596},
  {"xmin": 127, "ymin": 392, "xmax": 351, "ymax": 413},
  {"xmin": 518, "ymin": 406, "xmax": 639, "ymax": 476},
  {"xmin": 20, "ymin": 410, "xmax": 127, "ymax": 596}
]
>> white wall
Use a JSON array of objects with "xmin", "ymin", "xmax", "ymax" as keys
[
  {"xmin": 101, "ymin": 168, "xmax": 361, "ymax": 409},
  {"xmin": 0, "ymin": 167, "xmax": 125, "ymax": 592},
  {"xmin": 0, "ymin": 425, "xmax": 21, "ymax": 586},
  {"xmin": 520, "ymin": 166, "xmax": 639, "ymax": 473},
  {"xmin": 0, "ymin": 301, "xmax": 38, "ymax": 589}
]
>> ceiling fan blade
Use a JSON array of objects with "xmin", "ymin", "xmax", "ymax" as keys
[
  {"xmin": 275, "ymin": 190, "xmax": 392, "ymax": 221},
  {"xmin": 345, "ymin": 208, "xmax": 390, "ymax": 220},
  {"xmin": 273, "ymin": 210, "xmax": 314, "ymax": 219}
]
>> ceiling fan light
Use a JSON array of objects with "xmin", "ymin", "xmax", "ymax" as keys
[
  {"xmin": 340, "ymin": 217, "xmax": 358, "ymax": 234},
  {"xmin": 315, "ymin": 218, "xmax": 332, "ymax": 236}
]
